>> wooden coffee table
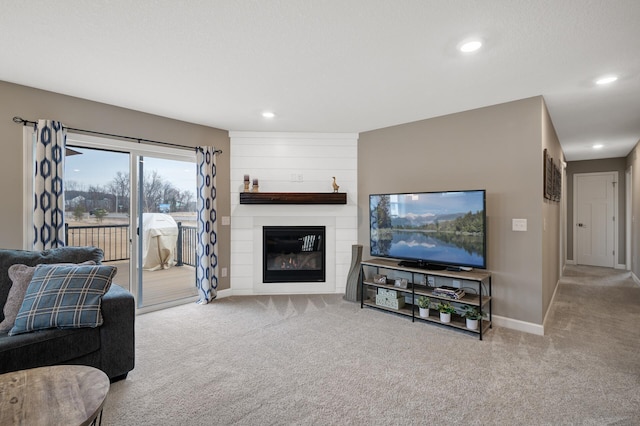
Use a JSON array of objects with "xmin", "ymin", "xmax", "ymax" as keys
[{"xmin": 0, "ymin": 365, "xmax": 110, "ymax": 426}]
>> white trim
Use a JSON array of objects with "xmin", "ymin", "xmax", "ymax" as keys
[
  {"xmin": 215, "ymin": 288, "xmax": 546, "ymax": 335},
  {"xmin": 626, "ymin": 166, "xmax": 632, "ymax": 270},
  {"xmin": 135, "ymin": 296, "xmax": 199, "ymax": 315},
  {"xmin": 632, "ymin": 272, "xmax": 640, "ymax": 286},
  {"xmin": 566, "ymin": 259, "xmax": 576, "ymax": 265},
  {"xmin": 214, "ymin": 288, "xmax": 233, "ymax": 299},
  {"xmin": 491, "ymin": 315, "xmax": 544, "ymax": 335},
  {"xmin": 560, "ymin": 160, "xmax": 567, "ymax": 274},
  {"xmin": 66, "ymin": 132, "xmax": 195, "ymax": 161},
  {"xmin": 615, "ymin": 263, "xmax": 627, "ymax": 270},
  {"xmin": 129, "ymin": 154, "xmax": 139, "ymax": 301},
  {"xmin": 229, "ymin": 131, "xmax": 358, "ymax": 140},
  {"xmin": 542, "ymin": 277, "xmax": 562, "ymax": 332}
]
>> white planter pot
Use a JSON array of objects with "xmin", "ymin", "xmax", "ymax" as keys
[
  {"xmin": 419, "ymin": 307, "xmax": 429, "ymax": 318},
  {"xmin": 466, "ymin": 318, "xmax": 479, "ymax": 330},
  {"xmin": 439, "ymin": 312, "xmax": 451, "ymax": 323}
]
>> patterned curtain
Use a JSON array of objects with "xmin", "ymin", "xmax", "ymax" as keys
[
  {"xmin": 195, "ymin": 147, "xmax": 218, "ymax": 303},
  {"xmin": 33, "ymin": 120, "xmax": 66, "ymax": 250}
]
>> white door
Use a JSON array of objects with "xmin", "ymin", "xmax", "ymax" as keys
[{"xmin": 574, "ymin": 172, "xmax": 616, "ymax": 267}]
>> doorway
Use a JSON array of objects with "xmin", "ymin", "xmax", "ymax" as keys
[
  {"xmin": 63, "ymin": 134, "xmax": 198, "ymax": 311},
  {"xmin": 573, "ymin": 172, "xmax": 617, "ymax": 268}
]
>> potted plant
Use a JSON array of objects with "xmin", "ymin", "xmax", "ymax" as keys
[
  {"xmin": 416, "ymin": 296, "xmax": 430, "ymax": 318},
  {"xmin": 462, "ymin": 306, "xmax": 486, "ymax": 330},
  {"xmin": 436, "ymin": 302, "xmax": 456, "ymax": 323}
]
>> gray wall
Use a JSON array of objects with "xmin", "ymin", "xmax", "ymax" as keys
[
  {"xmin": 565, "ymin": 158, "xmax": 627, "ymax": 265},
  {"xmin": 358, "ymin": 96, "xmax": 562, "ymax": 326},
  {"xmin": 541, "ymin": 101, "xmax": 564, "ymax": 315},
  {"xmin": 0, "ymin": 80, "xmax": 231, "ymax": 290}
]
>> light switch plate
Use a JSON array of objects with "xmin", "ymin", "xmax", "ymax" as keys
[
  {"xmin": 221, "ymin": 216, "xmax": 230, "ymax": 226},
  {"xmin": 512, "ymin": 218, "xmax": 527, "ymax": 231}
]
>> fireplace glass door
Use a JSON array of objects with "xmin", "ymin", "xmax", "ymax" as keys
[{"xmin": 263, "ymin": 226, "xmax": 326, "ymax": 283}]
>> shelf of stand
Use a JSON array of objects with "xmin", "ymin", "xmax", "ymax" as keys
[
  {"xmin": 413, "ymin": 286, "xmax": 491, "ymax": 307},
  {"xmin": 413, "ymin": 310, "xmax": 492, "ymax": 334},
  {"xmin": 360, "ymin": 258, "xmax": 492, "ymax": 340},
  {"xmin": 362, "ymin": 299, "xmax": 414, "ymax": 316},
  {"xmin": 239, "ymin": 192, "xmax": 347, "ymax": 205}
]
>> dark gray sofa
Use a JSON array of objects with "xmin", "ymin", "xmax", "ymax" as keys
[{"xmin": 0, "ymin": 247, "xmax": 135, "ymax": 381}]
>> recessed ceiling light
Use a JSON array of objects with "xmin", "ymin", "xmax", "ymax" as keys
[
  {"xmin": 459, "ymin": 40, "xmax": 482, "ymax": 53},
  {"xmin": 595, "ymin": 75, "xmax": 618, "ymax": 85},
  {"xmin": 262, "ymin": 111, "xmax": 275, "ymax": 119},
  {"xmin": 593, "ymin": 144, "xmax": 604, "ymax": 149}
]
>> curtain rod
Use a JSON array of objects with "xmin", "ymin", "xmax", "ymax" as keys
[{"xmin": 12, "ymin": 116, "xmax": 223, "ymax": 155}]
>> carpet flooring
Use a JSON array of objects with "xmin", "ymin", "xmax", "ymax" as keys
[{"xmin": 103, "ymin": 265, "xmax": 640, "ymax": 425}]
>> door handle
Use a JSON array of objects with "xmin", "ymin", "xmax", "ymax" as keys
[{"xmin": 577, "ymin": 223, "xmax": 587, "ymax": 228}]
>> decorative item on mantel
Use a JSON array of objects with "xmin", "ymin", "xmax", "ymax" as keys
[
  {"xmin": 252, "ymin": 178, "xmax": 259, "ymax": 193},
  {"xmin": 332, "ymin": 176, "xmax": 340, "ymax": 193},
  {"xmin": 243, "ymin": 175, "xmax": 250, "ymax": 192}
]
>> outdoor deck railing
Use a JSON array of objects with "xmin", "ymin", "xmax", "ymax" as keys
[{"xmin": 65, "ymin": 222, "xmax": 197, "ymax": 266}]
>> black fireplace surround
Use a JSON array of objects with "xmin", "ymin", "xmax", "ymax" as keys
[{"xmin": 263, "ymin": 226, "xmax": 326, "ymax": 283}]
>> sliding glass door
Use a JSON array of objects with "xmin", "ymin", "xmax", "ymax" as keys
[
  {"xmin": 136, "ymin": 155, "xmax": 197, "ymax": 307},
  {"xmin": 63, "ymin": 134, "xmax": 198, "ymax": 311},
  {"xmin": 64, "ymin": 147, "xmax": 132, "ymax": 293}
]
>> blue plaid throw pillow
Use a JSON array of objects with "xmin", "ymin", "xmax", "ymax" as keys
[{"xmin": 9, "ymin": 264, "xmax": 117, "ymax": 336}]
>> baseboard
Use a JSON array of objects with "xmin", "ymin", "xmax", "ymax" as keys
[
  {"xmin": 491, "ymin": 315, "xmax": 544, "ymax": 336},
  {"xmin": 226, "ymin": 288, "xmax": 344, "ymax": 297},
  {"xmin": 136, "ymin": 296, "xmax": 199, "ymax": 314},
  {"xmin": 214, "ymin": 288, "xmax": 233, "ymax": 299},
  {"xmin": 542, "ymin": 277, "xmax": 562, "ymax": 333},
  {"xmin": 224, "ymin": 286, "xmax": 544, "ymax": 335},
  {"xmin": 566, "ymin": 259, "xmax": 627, "ymax": 270},
  {"xmin": 631, "ymin": 272, "xmax": 640, "ymax": 286}
]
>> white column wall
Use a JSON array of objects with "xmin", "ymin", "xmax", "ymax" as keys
[{"xmin": 230, "ymin": 132, "xmax": 358, "ymax": 295}]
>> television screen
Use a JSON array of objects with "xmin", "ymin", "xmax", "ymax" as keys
[{"xmin": 369, "ymin": 190, "xmax": 486, "ymax": 269}]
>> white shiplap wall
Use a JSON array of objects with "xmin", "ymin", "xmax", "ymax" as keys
[{"xmin": 230, "ymin": 132, "xmax": 358, "ymax": 295}]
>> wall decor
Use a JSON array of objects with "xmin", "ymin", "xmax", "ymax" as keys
[
  {"xmin": 543, "ymin": 149, "xmax": 561, "ymax": 202},
  {"xmin": 543, "ymin": 149, "xmax": 552, "ymax": 199}
]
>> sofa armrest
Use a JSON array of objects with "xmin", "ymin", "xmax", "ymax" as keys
[{"xmin": 99, "ymin": 283, "xmax": 135, "ymax": 379}]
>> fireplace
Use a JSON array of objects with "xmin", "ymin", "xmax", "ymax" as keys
[{"xmin": 263, "ymin": 226, "xmax": 326, "ymax": 283}]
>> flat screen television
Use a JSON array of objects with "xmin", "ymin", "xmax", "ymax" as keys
[{"xmin": 369, "ymin": 190, "xmax": 486, "ymax": 269}]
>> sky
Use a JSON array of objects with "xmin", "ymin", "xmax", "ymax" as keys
[
  {"xmin": 65, "ymin": 147, "xmax": 196, "ymax": 194},
  {"xmin": 380, "ymin": 190, "xmax": 485, "ymax": 216}
]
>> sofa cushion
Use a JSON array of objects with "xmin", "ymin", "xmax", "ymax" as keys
[
  {"xmin": 0, "ymin": 327, "xmax": 101, "ymax": 375},
  {"xmin": 0, "ymin": 247, "xmax": 104, "ymax": 322},
  {"xmin": 0, "ymin": 261, "xmax": 97, "ymax": 333},
  {"xmin": 0, "ymin": 265, "xmax": 34, "ymax": 333},
  {"xmin": 9, "ymin": 264, "xmax": 116, "ymax": 336}
]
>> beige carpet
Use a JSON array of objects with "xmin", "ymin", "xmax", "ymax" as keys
[{"xmin": 103, "ymin": 265, "xmax": 640, "ymax": 425}]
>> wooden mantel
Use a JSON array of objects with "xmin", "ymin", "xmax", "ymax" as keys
[{"xmin": 239, "ymin": 192, "xmax": 347, "ymax": 205}]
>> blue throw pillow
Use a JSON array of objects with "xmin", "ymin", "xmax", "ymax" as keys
[{"xmin": 9, "ymin": 264, "xmax": 116, "ymax": 336}]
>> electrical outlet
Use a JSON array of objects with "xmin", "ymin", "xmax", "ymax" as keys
[
  {"xmin": 297, "ymin": 174, "xmax": 303, "ymax": 182},
  {"xmin": 221, "ymin": 267, "xmax": 227, "ymax": 277},
  {"xmin": 512, "ymin": 218, "xmax": 527, "ymax": 231}
]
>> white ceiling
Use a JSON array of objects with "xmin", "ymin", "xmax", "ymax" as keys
[{"xmin": 1, "ymin": 1, "xmax": 639, "ymax": 161}]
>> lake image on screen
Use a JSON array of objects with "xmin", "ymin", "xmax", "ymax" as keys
[
  {"xmin": 387, "ymin": 231, "xmax": 483, "ymax": 265},
  {"xmin": 370, "ymin": 192, "xmax": 485, "ymax": 267}
]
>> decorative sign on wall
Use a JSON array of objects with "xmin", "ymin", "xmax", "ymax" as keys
[{"xmin": 543, "ymin": 149, "xmax": 561, "ymax": 202}]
